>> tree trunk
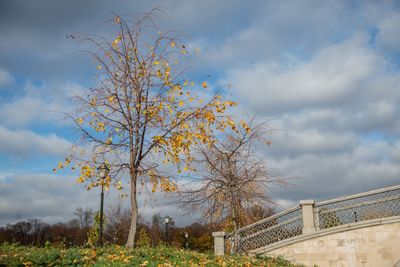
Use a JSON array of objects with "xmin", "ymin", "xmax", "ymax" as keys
[
  {"xmin": 126, "ymin": 171, "xmax": 138, "ymax": 247},
  {"xmin": 232, "ymin": 213, "xmax": 239, "ymax": 253}
]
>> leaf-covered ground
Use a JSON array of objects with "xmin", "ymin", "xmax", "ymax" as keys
[{"xmin": 0, "ymin": 243, "xmax": 303, "ymax": 267}]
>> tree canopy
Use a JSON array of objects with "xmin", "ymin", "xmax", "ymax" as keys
[{"xmin": 56, "ymin": 11, "xmax": 240, "ymax": 247}]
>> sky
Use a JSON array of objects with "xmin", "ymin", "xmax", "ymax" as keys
[{"xmin": 1, "ymin": 0, "xmax": 400, "ymax": 227}]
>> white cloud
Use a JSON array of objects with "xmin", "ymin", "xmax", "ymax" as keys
[
  {"xmin": 267, "ymin": 138, "xmax": 400, "ymax": 205},
  {"xmin": 189, "ymin": 1, "xmax": 397, "ymax": 72},
  {"xmin": 0, "ymin": 126, "xmax": 71, "ymax": 157},
  {"xmin": 267, "ymin": 129, "xmax": 358, "ymax": 157},
  {"xmin": 0, "ymin": 171, "xmax": 195, "ymax": 226},
  {"xmin": 0, "ymin": 173, "xmax": 98, "ymax": 225},
  {"xmin": 225, "ymin": 33, "xmax": 390, "ymax": 114},
  {"xmin": 376, "ymin": 12, "xmax": 400, "ymax": 52},
  {"xmin": 0, "ymin": 81, "xmax": 80, "ymax": 127},
  {"xmin": 0, "ymin": 67, "xmax": 14, "ymax": 88},
  {"xmin": 215, "ymin": 28, "xmax": 400, "ymax": 209},
  {"xmin": 1, "ymin": 0, "xmax": 400, "ymax": 225}
]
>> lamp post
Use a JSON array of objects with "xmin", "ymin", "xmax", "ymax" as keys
[
  {"xmin": 164, "ymin": 215, "xmax": 171, "ymax": 246},
  {"xmin": 184, "ymin": 231, "xmax": 189, "ymax": 249},
  {"xmin": 97, "ymin": 162, "xmax": 109, "ymax": 246}
]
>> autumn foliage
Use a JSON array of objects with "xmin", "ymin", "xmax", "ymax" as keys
[
  {"xmin": 0, "ymin": 244, "xmax": 303, "ymax": 267},
  {"xmin": 56, "ymin": 11, "xmax": 240, "ymax": 247}
]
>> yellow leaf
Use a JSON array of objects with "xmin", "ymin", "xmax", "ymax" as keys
[
  {"xmin": 108, "ymin": 96, "xmax": 114, "ymax": 102},
  {"xmin": 179, "ymin": 101, "xmax": 184, "ymax": 107},
  {"xmin": 112, "ymin": 36, "xmax": 121, "ymax": 47},
  {"xmin": 170, "ymin": 41, "xmax": 176, "ymax": 47},
  {"xmin": 202, "ymin": 81, "xmax": 207, "ymax": 88},
  {"xmin": 96, "ymin": 65, "xmax": 102, "ymax": 70},
  {"xmin": 154, "ymin": 61, "xmax": 159, "ymax": 65}
]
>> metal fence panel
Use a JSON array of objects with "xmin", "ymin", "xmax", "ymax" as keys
[
  {"xmin": 224, "ymin": 184, "xmax": 400, "ymax": 254},
  {"xmin": 314, "ymin": 185, "xmax": 400, "ymax": 230},
  {"xmin": 225, "ymin": 207, "xmax": 303, "ymax": 253}
]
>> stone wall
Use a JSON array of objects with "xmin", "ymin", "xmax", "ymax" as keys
[
  {"xmin": 215, "ymin": 186, "xmax": 400, "ymax": 265},
  {"xmin": 253, "ymin": 217, "xmax": 400, "ymax": 267}
]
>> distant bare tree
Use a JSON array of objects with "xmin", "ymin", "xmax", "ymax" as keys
[
  {"xmin": 105, "ymin": 198, "xmax": 131, "ymax": 244},
  {"xmin": 179, "ymin": 119, "xmax": 285, "ymax": 251},
  {"xmin": 244, "ymin": 205, "xmax": 275, "ymax": 225},
  {"xmin": 73, "ymin": 207, "xmax": 94, "ymax": 229},
  {"xmin": 150, "ymin": 213, "xmax": 162, "ymax": 247},
  {"xmin": 28, "ymin": 218, "xmax": 48, "ymax": 246}
]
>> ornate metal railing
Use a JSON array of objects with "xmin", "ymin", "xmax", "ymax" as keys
[
  {"xmin": 314, "ymin": 184, "xmax": 400, "ymax": 229},
  {"xmin": 225, "ymin": 206, "xmax": 303, "ymax": 253},
  {"xmin": 223, "ymin": 184, "xmax": 400, "ymax": 254}
]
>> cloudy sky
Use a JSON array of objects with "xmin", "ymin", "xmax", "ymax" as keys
[{"xmin": 1, "ymin": 0, "xmax": 400, "ymax": 226}]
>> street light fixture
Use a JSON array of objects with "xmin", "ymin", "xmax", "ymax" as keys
[
  {"xmin": 97, "ymin": 162, "xmax": 109, "ymax": 246},
  {"xmin": 164, "ymin": 215, "xmax": 172, "ymax": 246},
  {"xmin": 184, "ymin": 231, "xmax": 189, "ymax": 249}
]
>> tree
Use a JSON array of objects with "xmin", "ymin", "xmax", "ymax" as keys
[
  {"xmin": 27, "ymin": 218, "xmax": 48, "ymax": 246},
  {"xmin": 73, "ymin": 207, "xmax": 94, "ymax": 229},
  {"xmin": 178, "ymin": 119, "xmax": 285, "ymax": 251},
  {"xmin": 182, "ymin": 222, "xmax": 215, "ymax": 252},
  {"xmin": 104, "ymin": 197, "xmax": 131, "ymax": 244},
  {"xmin": 243, "ymin": 205, "xmax": 275, "ymax": 226},
  {"xmin": 8, "ymin": 221, "xmax": 32, "ymax": 245},
  {"xmin": 150, "ymin": 213, "xmax": 162, "ymax": 247},
  {"xmin": 87, "ymin": 211, "xmax": 105, "ymax": 246},
  {"xmin": 136, "ymin": 227, "xmax": 151, "ymax": 248},
  {"xmin": 57, "ymin": 11, "xmax": 238, "ymax": 247}
]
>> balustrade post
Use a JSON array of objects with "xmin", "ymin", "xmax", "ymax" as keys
[
  {"xmin": 300, "ymin": 200, "xmax": 316, "ymax": 234},
  {"xmin": 212, "ymin": 231, "xmax": 225, "ymax": 256}
]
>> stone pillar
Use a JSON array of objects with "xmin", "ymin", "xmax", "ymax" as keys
[
  {"xmin": 300, "ymin": 200, "xmax": 316, "ymax": 234},
  {"xmin": 212, "ymin": 231, "xmax": 225, "ymax": 256}
]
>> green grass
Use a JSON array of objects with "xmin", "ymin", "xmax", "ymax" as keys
[{"xmin": 0, "ymin": 243, "xmax": 303, "ymax": 267}]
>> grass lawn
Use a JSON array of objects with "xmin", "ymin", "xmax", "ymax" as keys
[{"xmin": 0, "ymin": 243, "xmax": 303, "ymax": 267}]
